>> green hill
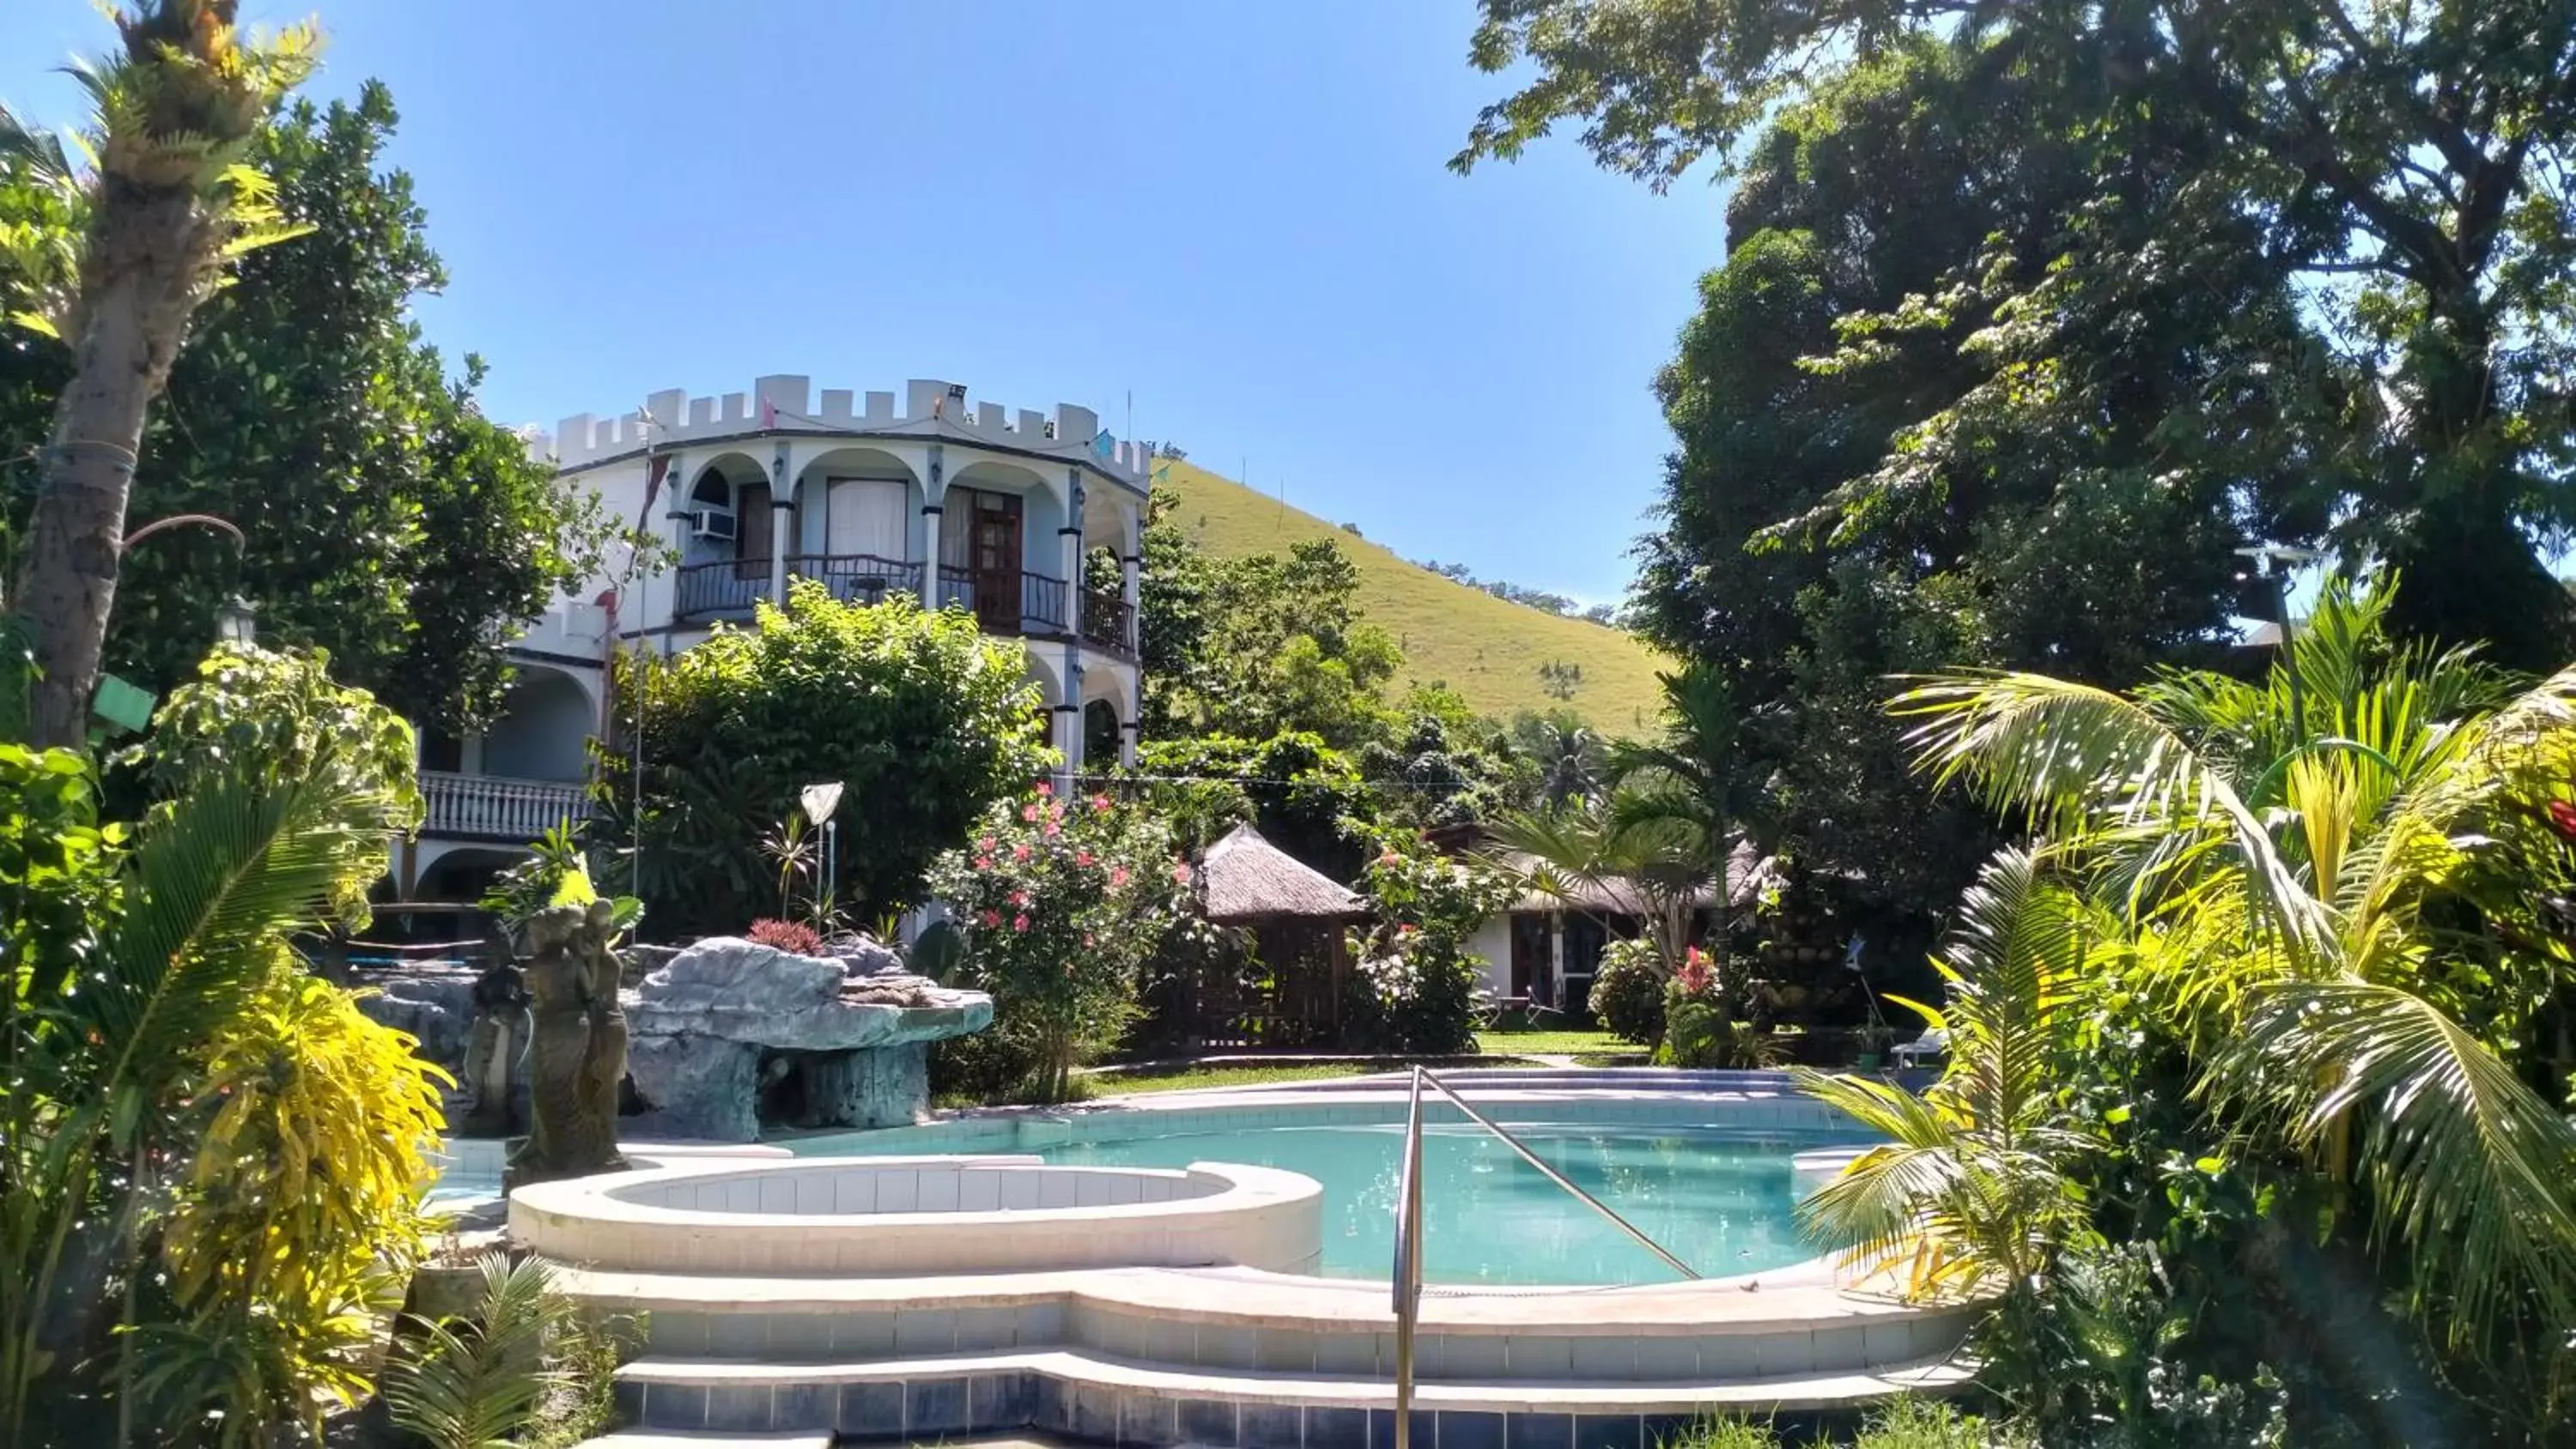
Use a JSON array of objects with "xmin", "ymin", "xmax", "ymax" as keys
[{"xmin": 1151, "ymin": 458, "xmax": 1671, "ymax": 733}]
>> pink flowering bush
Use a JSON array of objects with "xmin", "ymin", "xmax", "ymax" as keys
[
  {"xmin": 1347, "ymin": 838, "xmax": 1516, "ymax": 1054},
  {"xmin": 927, "ymin": 785, "xmax": 1188, "ymax": 1100}
]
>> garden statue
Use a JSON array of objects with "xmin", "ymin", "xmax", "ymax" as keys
[
  {"xmin": 456, "ymin": 950, "xmax": 528, "ymax": 1137},
  {"xmin": 506, "ymin": 898, "xmax": 629, "ymax": 1188}
]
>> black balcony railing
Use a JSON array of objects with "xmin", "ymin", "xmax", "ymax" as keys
[
  {"xmin": 1082, "ymin": 593, "xmax": 1139, "ymax": 658},
  {"xmin": 1021, "ymin": 570, "xmax": 1071, "ymax": 634},
  {"xmin": 792, "ymin": 554, "xmax": 922, "ymax": 605},
  {"xmin": 672, "ymin": 559, "xmax": 766, "ymax": 619}
]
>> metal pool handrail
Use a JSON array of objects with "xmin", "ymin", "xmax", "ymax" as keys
[{"xmin": 1388, "ymin": 1066, "xmax": 1701, "ymax": 1447}]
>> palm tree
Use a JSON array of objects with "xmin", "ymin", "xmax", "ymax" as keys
[
  {"xmin": 1, "ymin": 2, "xmax": 318, "ymax": 746},
  {"xmin": 1795, "ymin": 846, "xmax": 2097, "ymax": 1302},
  {"xmin": 1489, "ymin": 786, "xmax": 1720, "ymax": 974},
  {"xmin": 1892, "ymin": 575, "xmax": 2576, "ymax": 1356},
  {"xmin": 1520, "ymin": 714, "xmax": 1604, "ymax": 808}
]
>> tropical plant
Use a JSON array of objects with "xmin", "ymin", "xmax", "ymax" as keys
[
  {"xmin": 597, "ymin": 583, "xmax": 1049, "ymax": 938},
  {"xmin": 1795, "ymin": 847, "xmax": 2099, "ymax": 1311},
  {"xmin": 382, "ymin": 1253, "xmax": 617, "ymax": 1449},
  {"xmin": 746, "ymin": 917, "xmax": 823, "ymax": 957},
  {"xmin": 0, "ymin": 644, "xmax": 443, "ymax": 1447},
  {"xmin": 1490, "ymin": 781, "xmax": 1725, "ymax": 990},
  {"xmin": 924, "ymin": 785, "xmax": 1194, "ymax": 1101},
  {"xmin": 480, "ymin": 822, "xmax": 592, "ymax": 937},
  {"xmin": 1350, "ymin": 837, "xmax": 1518, "ymax": 1055},
  {"xmin": 1586, "ymin": 936, "xmax": 1667, "ymax": 1045},
  {"xmin": 1894, "ymin": 575, "xmax": 2576, "ymax": 1392},
  {"xmin": 1657, "ymin": 946, "xmax": 1788, "ymax": 1069},
  {"xmin": 1513, "ymin": 709, "xmax": 1606, "ymax": 808},
  {"xmin": 1, "ymin": 1, "xmax": 321, "ymax": 746}
]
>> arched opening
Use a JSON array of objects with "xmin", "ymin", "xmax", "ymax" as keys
[
  {"xmin": 482, "ymin": 666, "xmax": 594, "ymax": 782},
  {"xmin": 1084, "ymin": 698, "xmax": 1120, "ymax": 768},
  {"xmin": 794, "ymin": 446, "xmax": 920, "ymax": 603},
  {"xmin": 677, "ymin": 453, "xmax": 770, "ymax": 620},
  {"xmin": 945, "ymin": 461, "xmax": 1055, "ymax": 636}
]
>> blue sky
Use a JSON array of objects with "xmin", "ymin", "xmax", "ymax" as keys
[{"xmin": 0, "ymin": 1, "xmax": 1729, "ymax": 607}]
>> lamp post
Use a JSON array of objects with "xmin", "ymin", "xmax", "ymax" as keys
[{"xmin": 216, "ymin": 594, "xmax": 258, "ymax": 646}]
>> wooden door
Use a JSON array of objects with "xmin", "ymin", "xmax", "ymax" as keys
[{"xmin": 969, "ymin": 490, "xmax": 1023, "ymax": 634}]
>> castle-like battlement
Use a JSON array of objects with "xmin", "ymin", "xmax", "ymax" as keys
[{"xmin": 544, "ymin": 374, "xmax": 1152, "ymax": 486}]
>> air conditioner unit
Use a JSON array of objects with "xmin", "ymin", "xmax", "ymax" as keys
[{"xmin": 693, "ymin": 509, "xmax": 737, "ymax": 543}]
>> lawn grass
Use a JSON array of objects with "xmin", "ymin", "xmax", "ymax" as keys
[
  {"xmin": 1471, "ymin": 1028, "xmax": 1630, "ymax": 1055},
  {"xmin": 1083, "ymin": 1061, "xmax": 1386, "ymax": 1096},
  {"xmin": 1156, "ymin": 458, "xmax": 1673, "ymax": 731}
]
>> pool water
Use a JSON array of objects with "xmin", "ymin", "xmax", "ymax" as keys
[{"xmin": 973, "ymin": 1123, "xmax": 1834, "ymax": 1286}]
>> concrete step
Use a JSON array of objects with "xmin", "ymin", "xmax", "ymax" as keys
[{"xmin": 613, "ymin": 1346, "xmax": 1975, "ymax": 1447}]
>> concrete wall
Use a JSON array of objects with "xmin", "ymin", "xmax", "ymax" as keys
[{"xmin": 481, "ymin": 667, "xmax": 595, "ymax": 782}]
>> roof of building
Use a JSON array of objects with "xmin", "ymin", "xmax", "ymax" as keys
[
  {"xmin": 1492, "ymin": 839, "xmax": 1768, "ymax": 915},
  {"xmin": 1197, "ymin": 823, "xmax": 1367, "ymax": 924}
]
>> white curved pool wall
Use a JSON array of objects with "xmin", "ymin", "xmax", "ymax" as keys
[{"xmin": 510, "ymin": 1155, "xmax": 1323, "ymax": 1275}]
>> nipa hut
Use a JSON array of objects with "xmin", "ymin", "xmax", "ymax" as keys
[{"xmin": 1170, "ymin": 824, "xmax": 1366, "ymax": 1049}]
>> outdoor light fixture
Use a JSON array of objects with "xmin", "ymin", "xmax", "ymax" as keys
[{"xmin": 217, "ymin": 594, "xmax": 258, "ymax": 646}]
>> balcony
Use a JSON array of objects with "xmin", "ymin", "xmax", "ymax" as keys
[
  {"xmin": 671, "ymin": 555, "xmax": 1136, "ymax": 658},
  {"xmin": 422, "ymin": 772, "xmax": 593, "ymax": 842}
]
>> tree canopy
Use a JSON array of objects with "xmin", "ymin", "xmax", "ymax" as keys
[{"xmin": 1461, "ymin": 0, "xmax": 2576, "ymax": 671}]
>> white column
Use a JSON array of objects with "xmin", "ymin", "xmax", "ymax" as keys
[
  {"xmin": 1549, "ymin": 911, "xmax": 1567, "ymax": 1009},
  {"xmin": 1119, "ymin": 715, "xmax": 1139, "ymax": 769},
  {"xmin": 919, "ymin": 445, "xmax": 945, "ymax": 609},
  {"xmin": 1057, "ymin": 467, "xmax": 1084, "ymax": 787}
]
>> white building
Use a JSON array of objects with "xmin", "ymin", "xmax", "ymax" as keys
[{"xmin": 392, "ymin": 373, "xmax": 1151, "ymax": 901}]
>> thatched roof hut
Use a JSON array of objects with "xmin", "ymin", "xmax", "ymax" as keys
[
  {"xmin": 1162, "ymin": 824, "xmax": 1365, "ymax": 1049},
  {"xmin": 1197, "ymin": 823, "xmax": 1365, "ymax": 924}
]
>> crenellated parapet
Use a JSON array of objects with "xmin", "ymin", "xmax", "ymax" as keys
[{"xmin": 541, "ymin": 374, "xmax": 1153, "ymax": 488}]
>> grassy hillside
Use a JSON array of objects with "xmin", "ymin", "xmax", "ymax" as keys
[{"xmin": 1151, "ymin": 458, "xmax": 1671, "ymax": 733}]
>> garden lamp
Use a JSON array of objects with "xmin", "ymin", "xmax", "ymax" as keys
[{"xmin": 216, "ymin": 594, "xmax": 258, "ymax": 646}]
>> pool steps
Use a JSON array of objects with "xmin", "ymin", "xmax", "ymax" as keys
[{"xmin": 560, "ymin": 1260, "xmax": 1971, "ymax": 1445}]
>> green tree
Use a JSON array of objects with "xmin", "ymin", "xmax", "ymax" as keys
[
  {"xmin": 1, "ymin": 83, "xmax": 623, "ymax": 732},
  {"xmin": 1137, "ymin": 486, "xmax": 1400, "ymax": 749},
  {"xmin": 598, "ymin": 584, "xmax": 1051, "ymax": 938},
  {"xmin": 0, "ymin": 2, "xmax": 320, "ymax": 746},
  {"xmin": 1895, "ymin": 577, "xmax": 2576, "ymax": 1428},
  {"xmin": 1459, "ymin": 0, "xmax": 2576, "ymax": 670}
]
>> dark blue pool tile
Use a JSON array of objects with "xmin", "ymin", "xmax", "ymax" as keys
[
  {"xmin": 1123, "ymin": 1392, "xmax": 1182, "ymax": 1445},
  {"xmin": 836, "ymin": 1380, "xmax": 904, "ymax": 1435},
  {"xmin": 1306, "ymin": 1405, "xmax": 1368, "ymax": 1446},
  {"xmin": 643, "ymin": 1381, "xmax": 705, "ymax": 1431},
  {"xmin": 1369, "ymin": 1408, "xmax": 1399, "ymax": 1449},
  {"xmin": 704, "ymin": 1383, "xmax": 771, "ymax": 1432},
  {"xmin": 1508, "ymin": 1412, "xmax": 1574, "ymax": 1449},
  {"xmin": 1071, "ymin": 1381, "xmax": 1122, "ymax": 1442},
  {"xmin": 970, "ymin": 1372, "xmax": 1033, "ymax": 1429},
  {"xmin": 774, "ymin": 1382, "xmax": 832, "ymax": 1432},
  {"xmin": 1180, "ymin": 1397, "xmax": 1242, "ymax": 1446},
  {"xmin": 1242, "ymin": 1401, "xmax": 1305, "ymax": 1448},
  {"xmin": 905, "ymin": 1376, "xmax": 971, "ymax": 1437},
  {"xmin": 1575, "ymin": 1413, "xmax": 1642, "ymax": 1449},
  {"xmin": 1437, "ymin": 1410, "xmax": 1506, "ymax": 1449},
  {"xmin": 611, "ymin": 1377, "xmax": 643, "ymax": 1428},
  {"xmin": 1639, "ymin": 1416, "xmax": 1702, "ymax": 1449},
  {"xmin": 1032, "ymin": 1373, "xmax": 1070, "ymax": 1433}
]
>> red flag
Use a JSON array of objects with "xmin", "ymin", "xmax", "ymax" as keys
[
  {"xmin": 760, "ymin": 397, "xmax": 778, "ymax": 429},
  {"xmin": 637, "ymin": 451, "xmax": 672, "ymax": 532}
]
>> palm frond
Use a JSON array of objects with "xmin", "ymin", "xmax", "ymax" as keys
[
  {"xmin": 383, "ymin": 1254, "xmax": 580, "ymax": 1449},
  {"xmin": 2216, "ymin": 979, "xmax": 2576, "ymax": 1343},
  {"xmin": 1894, "ymin": 670, "xmax": 2332, "ymax": 959}
]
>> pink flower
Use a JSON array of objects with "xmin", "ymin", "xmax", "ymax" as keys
[
  {"xmin": 973, "ymin": 856, "xmax": 993, "ymax": 871},
  {"xmin": 1022, "ymin": 804, "xmax": 1041, "ymax": 822},
  {"xmin": 1110, "ymin": 865, "xmax": 1130, "ymax": 888},
  {"xmin": 1091, "ymin": 794, "xmax": 1113, "ymax": 813},
  {"xmin": 1012, "ymin": 913, "xmax": 1031, "ymax": 932},
  {"xmin": 1012, "ymin": 843, "xmax": 1031, "ymax": 862},
  {"xmin": 979, "ymin": 909, "xmax": 1002, "ymax": 928},
  {"xmin": 1036, "ymin": 780, "xmax": 1054, "ymax": 797},
  {"xmin": 1010, "ymin": 889, "xmax": 1030, "ymax": 907},
  {"xmin": 1172, "ymin": 861, "xmax": 1193, "ymax": 885},
  {"xmin": 978, "ymin": 835, "xmax": 997, "ymax": 852},
  {"xmin": 1077, "ymin": 851, "xmax": 1096, "ymax": 867},
  {"xmin": 1398, "ymin": 923, "xmax": 1418, "ymax": 937},
  {"xmin": 1378, "ymin": 850, "xmax": 1402, "ymax": 867},
  {"xmin": 1084, "ymin": 932, "xmax": 1096, "ymax": 948},
  {"xmin": 1043, "ymin": 822, "xmax": 1062, "ymax": 838}
]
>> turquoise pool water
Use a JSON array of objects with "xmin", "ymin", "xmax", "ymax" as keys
[{"xmin": 823, "ymin": 1121, "xmax": 1851, "ymax": 1286}]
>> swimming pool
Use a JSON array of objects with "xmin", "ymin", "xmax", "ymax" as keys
[{"xmin": 806, "ymin": 1117, "xmax": 1860, "ymax": 1285}]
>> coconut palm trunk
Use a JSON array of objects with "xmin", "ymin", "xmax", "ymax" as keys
[
  {"xmin": 19, "ymin": 186, "xmax": 209, "ymax": 746},
  {"xmin": 0, "ymin": 2, "xmax": 319, "ymax": 747}
]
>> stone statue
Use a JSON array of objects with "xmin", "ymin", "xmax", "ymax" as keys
[
  {"xmin": 456, "ymin": 949, "xmax": 528, "ymax": 1137},
  {"xmin": 506, "ymin": 899, "xmax": 629, "ymax": 1188}
]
